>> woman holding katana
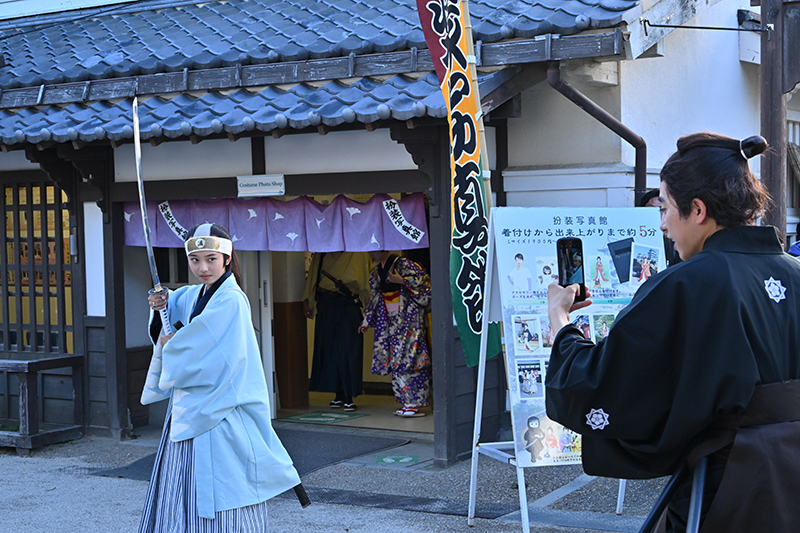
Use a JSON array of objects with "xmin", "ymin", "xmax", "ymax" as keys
[
  {"xmin": 546, "ymin": 133, "xmax": 800, "ymax": 532},
  {"xmin": 139, "ymin": 223, "xmax": 301, "ymax": 532}
]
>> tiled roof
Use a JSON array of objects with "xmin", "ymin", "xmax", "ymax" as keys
[
  {"xmin": 0, "ymin": 0, "xmax": 638, "ymax": 90},
  {"xmin": 0, "ymin": 71, "xmax": 515, "ymax": 146},
  {"xmin": 0, "ymin": 0, "xmax": 638, "ymax": 148}
]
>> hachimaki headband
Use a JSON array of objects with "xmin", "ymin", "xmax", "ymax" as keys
[{"xmin": 184, "ymin": 223, "xmax": 233, "ymax": 257}]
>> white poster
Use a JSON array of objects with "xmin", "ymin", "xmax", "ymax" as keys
[{"xmin": 494, "ymin": 207, "xmax": 665, "ymax": 467}]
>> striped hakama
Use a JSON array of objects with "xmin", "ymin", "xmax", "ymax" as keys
[{"xmin": 138, "ymin": 416, "xmax": 270, "ymax": 533}]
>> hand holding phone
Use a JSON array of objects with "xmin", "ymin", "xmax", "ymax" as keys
[{"xmin": 557, "ymin": 237, "xmax": 587, "ymax": 302}]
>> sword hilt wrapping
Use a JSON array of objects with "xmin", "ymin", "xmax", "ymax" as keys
[
  {"xmin": 149, "ymin": 288, "xmax": 173, "ymax": 336},
  {"xmin": 158, "ymin": 307, "xmax": 173, "ymax": 336}
]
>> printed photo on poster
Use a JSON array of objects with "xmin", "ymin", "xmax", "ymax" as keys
[
  {"xmin": 516, "ymin": 360, "xmax": 543, "ymax": 399},
  {"xmin": 589, "ymin": 255, "xmax": 612, "ymax": 288},
  {"xmin": 513, "ymin": 315, "xmax": 540, "ymax": 354},
  {"xmin": 512, "ymin": 402, "xmax": 581, "ymax": 467},
  {"xmin": 534, "ymin": 256, "xmax": 558, "ymax": 289},
  {"xmin": 507, "ymin": 252, "xmax": 534, "ymax": 294},
  {"xmin": 594, "ymin": 314, "xmax": 616, "ymax": 342},
  {"xmin": 556, "ymin": 426, "xmax": 582, "ymax": 455},
  {"xmin": 539, "ymin": 316, "xmax": 556, "ymax": 349},
  {"xmin": 571, "ymin": 314, "xmax": 592, "ymax": 339},
  {"xmin": 630, "ymin": 243, "xmax": 660, "ymax": 287},
  {"xmin": 607, "ymin": 237, "xmax": 634, "ymax": 283}
]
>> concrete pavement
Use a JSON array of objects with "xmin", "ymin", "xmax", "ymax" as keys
[{"xmin": 0, "ymin": 423, "xmax": 665, "ymax": 532}]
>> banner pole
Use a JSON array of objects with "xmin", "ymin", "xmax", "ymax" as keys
[{"xmin": 459, "ymin": 0, "xmax": 494, "ymax": 210}]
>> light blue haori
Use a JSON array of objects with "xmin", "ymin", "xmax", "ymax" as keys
[{"xmin": 142, "ymin": 274, "xmax": 300, "ymax": 519}]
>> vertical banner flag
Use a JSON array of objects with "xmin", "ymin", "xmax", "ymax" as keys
[{"xmin": 417, "ymin": 0, "xmax": 501, "ymax": 366}]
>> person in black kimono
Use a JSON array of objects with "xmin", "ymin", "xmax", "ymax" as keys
[{"xmin": 545, "ymin": 133, "xmax": 800, "ymax": 533}]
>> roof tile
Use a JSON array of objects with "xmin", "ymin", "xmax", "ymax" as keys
[{"xmin": 0, "ymin": 0, "xmax": 636, "ymax": 146}]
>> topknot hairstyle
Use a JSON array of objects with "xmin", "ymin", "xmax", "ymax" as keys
[{"xmin": 660, "ymin": 133, "xmax": 771, "ymax": 228}]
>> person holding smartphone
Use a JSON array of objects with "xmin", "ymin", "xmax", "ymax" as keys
[{"xmin": 545, "ymin": 133, "xmax": 800, "ymax": 532}]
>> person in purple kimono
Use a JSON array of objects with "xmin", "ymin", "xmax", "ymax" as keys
[{"xmin": 359, "ymin": 251, "xmax": 431, "ymax": 417}]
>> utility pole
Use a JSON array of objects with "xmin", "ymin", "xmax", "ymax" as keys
[
  {"xmin": 761, "ymin": 0, "xmax": 800, "ymax": 242},
  {"xmin": 760, "ymin": 0, "xmax": 786, "ymax": 239}
]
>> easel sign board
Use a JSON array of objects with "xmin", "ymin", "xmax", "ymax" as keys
[{"xmin": 493, "ymin": 207, "xmax": 665, "ymax": 468}]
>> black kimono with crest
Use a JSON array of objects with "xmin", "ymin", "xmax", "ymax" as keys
[{"xmin": 545, "ymin": 226, "xmax": 800, "ymax": 532}]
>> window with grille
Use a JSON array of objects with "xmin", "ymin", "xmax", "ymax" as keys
[{"xmin": 1, "ymin": 182, "xmax": 73, "ymax": 354}]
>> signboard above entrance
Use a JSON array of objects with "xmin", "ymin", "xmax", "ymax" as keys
[{"xmin": 237, "ymin": 175, "xmax": 285, "ymax": 197}]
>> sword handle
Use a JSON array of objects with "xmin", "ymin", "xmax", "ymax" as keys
[
  {"xmin": 149, "ymin": 288, "xmax": 174, "ymax": 336},
  {"xmin": 293, "ymin": 483, "xmax": 311, "ymax": 508},
  {"xmin": 159, "ymin": 307, "xmax": 173, "ymax": 336}
]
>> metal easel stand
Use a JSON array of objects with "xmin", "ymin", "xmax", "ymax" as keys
[
  {"xmin": 467, "ymin": 210, "xmax": 627, "ymax": 532},
  {"xmin": 469, "ymin": 441, "xmax": 531, "ymax": 533},
  {"xmin": 467, "ymin": 211, "xmax": 531, "ymax": 533}
]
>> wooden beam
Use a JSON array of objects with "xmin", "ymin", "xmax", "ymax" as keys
[
  {"xmin": 108, "ymin": 169, "xmax": 431, "ymax": 201},
  {"xmin": 0, "ymin": 32, "xmax": 626, "ymax": 110},
  {"xmin": 627, "ymin": 0, "xmax": 726, "ymax": 58},
  {"xmin": 480, "ymin": 63, "xmax": 548, "ymax": 115}
]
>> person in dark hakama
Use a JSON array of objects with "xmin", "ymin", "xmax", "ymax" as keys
[
  {"xmin": 546, "ymin": 133, "xmax": 800, "ymax": 532},
  {"xmin": 303, "ymin": 252, "xmax": 371, "ymax": 411}
]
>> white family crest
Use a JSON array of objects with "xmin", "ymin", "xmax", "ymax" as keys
[
  {"xmin": 586, "ymin": 408, "xmax": 610, "ymax": 430},
  {"xmin": 764, "ymin": 277, "xmax": 787, "ymax": 303}
]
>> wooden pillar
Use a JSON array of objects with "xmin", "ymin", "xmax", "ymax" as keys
[
  {"xmin": 272, "ymin": 252, "xmax": 309, "ymax": 409},
  {"xmin": 66, "ymin": 146, "xmax": 129, "ymax": 437},
  {"xmin": 18, "ymin": 371, "xmax": 38, "ymax": 438},
  {"xmin": 391, "ymin": 123, "xmax": 506, "ymax": 466}
]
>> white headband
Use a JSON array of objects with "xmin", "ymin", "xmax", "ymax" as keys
[{"xmin": 184, "ymin": 223, "xmax": 233, "ymax": 256}]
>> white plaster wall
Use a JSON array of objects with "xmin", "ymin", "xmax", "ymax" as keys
[
  {"xmin": 83, "ymin": 202, "xmax": 105, "ymax": 316},
  {"xmin": 115, "ymin": 130, "xmax": 416, "ymax": 182},
  {"xmin": 0, "ymin": 151, "xmax": 39, "ymax": 171},
  {"xmin": 124, "ymin": 245, "xmax": 153, "ymax": 347},
  {"xmin": 620, "ymin": 0, "xmax": 761, "ymax": 171},
  {"xmin": 503, "ymin": 0, "xmax": 761, "ymax": 207},
  {"xmin": 790, "ymin": 93, "xmax": 800, "ymax": 115},
  {"xmin": 0, "ymin": 0, "xmax": 131, "ymax": 21},
  {"xmin": 505, "ymin": 165, "xmax": 662, "ymax": 207},
  {"xmin": 507, "ymin": 80, "xmax": 622, "ymax": 168},
  {"xmin": 115, "ymin": 138, "xmax": 252, "ymax": 182},
  {"xmin": 262, "ymin": 129, "xmax": 416, "ymax": 174}
]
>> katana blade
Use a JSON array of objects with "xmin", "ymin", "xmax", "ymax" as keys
[
  {"xmin": 133, "ymin": 97, "xmax": 173, "ymax": 335},
  {"xmin": 133, "ymin": 97, "xmax": 163, "ymax": 292}
]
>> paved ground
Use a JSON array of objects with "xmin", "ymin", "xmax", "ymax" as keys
[{"xmin": 0, "ymin": 423, "xmax": 667, "ymax": 532}]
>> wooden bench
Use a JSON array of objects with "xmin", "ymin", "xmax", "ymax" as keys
[{"xmin": 0, "ymin": 355, "xmax": 84, "ymax": 455}]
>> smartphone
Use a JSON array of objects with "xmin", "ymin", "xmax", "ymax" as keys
[{"xmin": 557, "ymin": 237, "xmax": 587, "ymax": 301}]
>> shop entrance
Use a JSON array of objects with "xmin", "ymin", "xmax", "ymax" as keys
[{"xmin": 264, "ymin": 249, "xmax": 433, "ymax": 434}]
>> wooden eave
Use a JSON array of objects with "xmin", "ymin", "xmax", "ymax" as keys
[{"xmin": 0, "ymin": 29, "xmax": 625, "ymax": 110}]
